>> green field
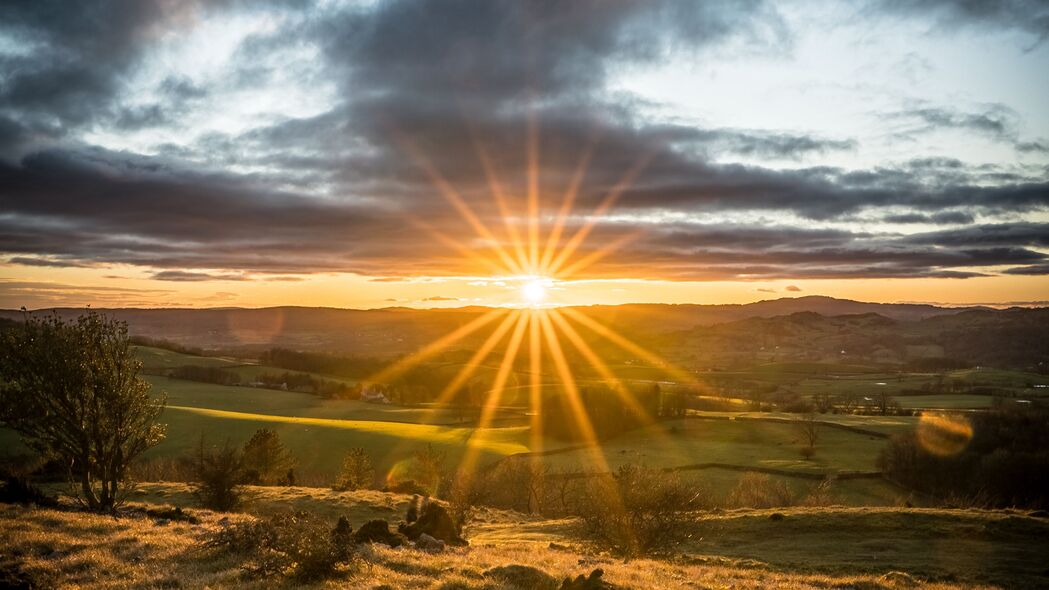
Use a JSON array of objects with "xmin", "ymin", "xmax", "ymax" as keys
[
  {"xmin": 134, "ymin": 345, "xmax": 361, "ymax": 387},
  {"xmin": 128, "ymin": 370, "xmax": 914, "ymax": 504},
  {"xmin": 143, "ymin": 374, "xmax": 545, "ymax": 482},
  {"xmin": 6, "ymin": 345, "xmax": 1001, "ymax": 506}
]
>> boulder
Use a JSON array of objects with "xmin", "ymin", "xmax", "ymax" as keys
[
  {"xmin": 484, "ymin": 564, "xmax": 557, "ymax": 589},
  {"xmin": 353, "ymin": 519, "xmax": 406, "ymax": 547},
  {"xmin": 559, "ymin": 569, "xmax": 618, "ymax": 590},
  {"xmin": 398, "ymin": 501, "xmax": 467, "ymax": 546},
  {"xmin": 414, "ymin": 533, "xmax": 445, "ymax": 553}
]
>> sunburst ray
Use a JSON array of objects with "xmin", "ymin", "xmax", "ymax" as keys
[
  {"xmin": 547, "ymin": 152, "xmax": 654, "ymax": 277},
  {"xmin": 456, "ymin": 311, "xmax": 529, "ymax": 475},
  {"xmin": 538, "ymin": 142, "xmax": 595, "ymax": 274},
  {"xmin": 559, "ymin": 306, "xmax": 709, "ymax": 394},
  {"xmin": 470, "ymin": 132, "xmax": 530, "ymax": 273},
  {"xmin": 423, "ymin": 309, "xmax": 522, "ymax": 423},
  {"xmin": 397, "ymin": 137, "xmax": 526, "ymax": 276},
  {"xmin": 366, "ymin": 308, "xmax": 508, "ymax": 386},
  {"xmin": 537, "ymin": 311, "xmax": 610, "ymax": 474}
]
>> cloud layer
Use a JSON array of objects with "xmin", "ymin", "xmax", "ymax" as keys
[{"xmin": 1, "ymin": 0, "xmax": 1048, "ymax": 284}]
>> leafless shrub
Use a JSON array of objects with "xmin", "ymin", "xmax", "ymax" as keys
[
  {"xmin": 203, "ymin": 512, "xmax": 360, "ymax": 581},
  {"xmin": 577, "ymin": 465, "xmax": 710, "ymax": 555},
  {"xmin": 800, "ymin": 477, "xmax": 837, "ymax": 507},
  {"xmin": 726, "ymin": 473, "xmax": 796, "ymax": 509}
]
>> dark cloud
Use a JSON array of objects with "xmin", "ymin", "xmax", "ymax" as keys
[
  {"xmin": 902, "ymin": 223, "xmax": 1049, "ymax": 248},
  {"xmin": 875, "ymin": 0, "xmax": 1049, "ymax": 44},
  {"xmin": 1002, "ymin": 264, "xmax": 1049, "ymax": 275},
  {"xmin": 785, "ymin": 285, "xmax": 802, "ymax": 292},
  {"xmin": 0, "ymin": 139, "xmax": 1047, "ymax": 281},
  {"xmin": 883, "ymin": 211, "xmax": 974, "ymax": 224},
  {"xmin": 0, "ymin": 1, "xmax": 194, "ymax": 130},
  {"xmin": 8, "ymin": 256, "xmax": 91, "ymax": 268},
  {"xmin": 325, "ymin": 0, "xmax": 789, "ymax": 104},
  {"xmin": 0, "ymin": 0, "xmax": 1047, "ymax": 286}
]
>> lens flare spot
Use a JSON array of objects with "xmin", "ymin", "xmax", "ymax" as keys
[{"xmin": 917, "ymin": 413, "xmax": 973, "ymax": 457}]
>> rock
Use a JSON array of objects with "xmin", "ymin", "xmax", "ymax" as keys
[
  {"xmin": 398, "ymin": 501, "xmax": 467, "ymax": 546},
  {"xmin": 153, "ymin": 518, "xmax": 170, "ymax": 526},
  {"xmin": 768, "ymin": 512, "xmax": 785, "ymax": 521},
  {"xmin": 414, "ymin": 533, "xmax": 446, "ymax": 553},
  {"xmin": 484, "ymin": 564, "xmax": 558, "ymax": 589},
  {"xmin": 878, "ymin": 571, "xmax": 919, "ymax": 587},
  {"xmin": 548, "ymin": 542, "xmax": 569, "ymax": 551},
  {"xmin": 560, "ymin": 569, "xmax": 618, "ymax": 590},
  {"xmin": 353, "ymin": 519, "xmax": 406, "ymax": 547},
  {"xmin": 217, "ymin": 517, "xmax": 231, "ymax": 527}
]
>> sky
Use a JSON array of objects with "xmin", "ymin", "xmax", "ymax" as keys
[{"xmin": 1, "ymin": 0, "xmax": 1048, "ymax": 309}]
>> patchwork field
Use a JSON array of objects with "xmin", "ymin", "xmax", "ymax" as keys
[{"xmin": 4, "ymin": 345, "xmax": 1025, "ymax": 505}]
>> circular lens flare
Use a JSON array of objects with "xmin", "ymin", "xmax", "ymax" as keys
[{"xmin": 522, "ymin": 280, "xmax": 546, "ymax": 304}]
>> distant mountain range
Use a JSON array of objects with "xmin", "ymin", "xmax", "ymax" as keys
[{"xmin": 2, "ymin": 296, "xmax": 1045, "ymax": 369}]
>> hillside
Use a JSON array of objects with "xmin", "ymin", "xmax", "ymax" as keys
[
  {"xmin": 660, "ymin": 308, "xmax": 1049, "ymax": 370},
  {"xmin": 0, "ymin": 296, "xmax": 985, "ymax": 357},
  {"xmin": 3, "ymin": 485, "xmax": 1047, "ymax": 589},
  {"xmin": 4, "ymin": 298, "xmax": 1044, "ymax": 371}
]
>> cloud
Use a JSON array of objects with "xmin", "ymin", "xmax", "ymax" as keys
[
  {"xmin": 757, "ymin": 288, "xmax": 776, "ymax": 293},
  {"xmin": 873, "ymin": 0, "xmax": 1049, "ymax": 45},
  {"xmin": 883, "ymin": 211, "xmax": 974, "ymax": 224},
  {"xmin": 1, "ymin": 143, "xmax": 1046, "ymax": 280},
  {"xmin": 0, "ymin": 0, "xmax": 1047, "ymax": 287},
  {"xmin": 422, "ymin": 296, "xmax": 460, "ymax": 302},
  {"xmin": 0, "ymin": 278, "xmax": 173, "ymax": 309},
  {"xmin": 885, "ymin": 104, "xmax": 1047, "ymax": 153},
  {"xmin": 151, "ymin": 270, "xmax": 251, "ymax": 282},
  {"xmin": 785, "ymin": 285, "xmax": 802, "ymax": 292},
  {"xmin": 1002, "ymin": 263, "xmax": 1049, "ymax": 276},
  {"xmin": 8, "ymin": 256, "xmax": 91, "ymax": 268}
]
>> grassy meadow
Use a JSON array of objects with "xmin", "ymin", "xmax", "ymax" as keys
[{"xmin": 4, "ymin": 485, "xmax": 1047, "ymax": 589}]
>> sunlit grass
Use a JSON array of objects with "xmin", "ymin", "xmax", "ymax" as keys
[{"xmin": 5, "ymin": 497, "xmax": 1045, "ymax": 589}]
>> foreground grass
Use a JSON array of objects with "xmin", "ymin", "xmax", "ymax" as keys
[{"xmin": 5, "ymin": 492, "xmax": 1035, "ymax": 589}]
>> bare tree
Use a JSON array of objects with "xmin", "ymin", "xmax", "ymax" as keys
[
  {"xmin": 0, "ymin": 312, "xmax": 166, "ymax": 511},
  {"xmin": 796, "ymin": 412, "xmax": 821, "ymax": 456}
]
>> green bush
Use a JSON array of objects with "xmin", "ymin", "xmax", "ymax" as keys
[
  {"xmin": 188, "ymin": 438, "xmax": 244, "ymax": 512},
  {"xmin": 333, "ymin": 448, "xmax": 374, "ymax": 491},
  {"xmin": 241, "ymin": 429, "xmax": 295, "ymax": 486}
]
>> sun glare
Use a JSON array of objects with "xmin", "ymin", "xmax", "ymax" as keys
[
  {"xmin": 521, "ymin": 279, "xmax": 546, "ymax": 304},
  {"xmin": 373, "ymin": 116, "xmax": 701, "ymax": 486}
]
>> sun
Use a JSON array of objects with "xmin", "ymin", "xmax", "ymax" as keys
[
  {"xmin": 521, "ymin": 279, "xmax": 546, "ymax": 304},
  {"xmin": 369, "ymin": 117, "xmax": 706, "ymax": 482}
]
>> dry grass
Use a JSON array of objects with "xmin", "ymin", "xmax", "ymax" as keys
[
  {"xmin": 3, "ymin": 484, "xmax": 1044, "ymax": 589},
  {"xmin": 0, "ymin": 503, "xmax": 986, "ymax": 590}
]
